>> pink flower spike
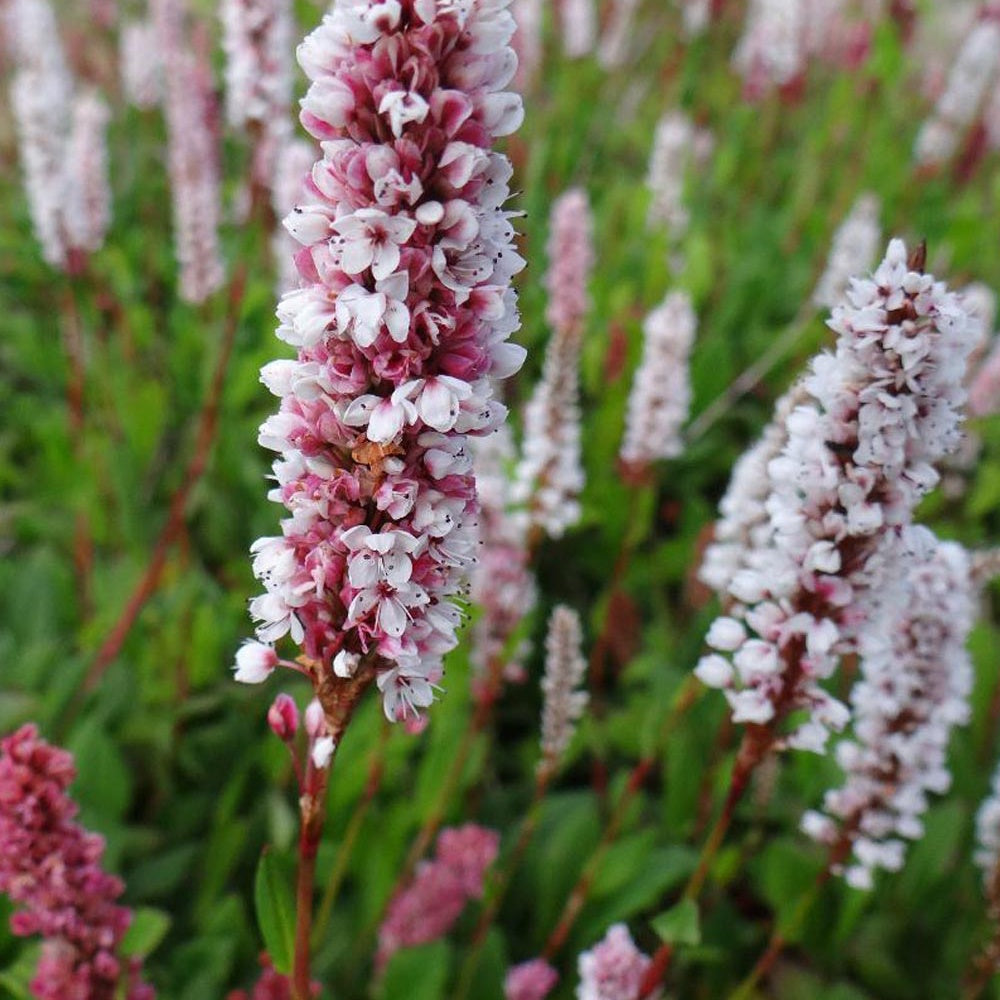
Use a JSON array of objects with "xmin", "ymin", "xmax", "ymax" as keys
[
  {"xmin": 0, "ymin": 725, "xmax": 154, "ymax": 1000},
  {"xmin": 577, "ymin": 923, "xmax": 659, "ymax": 1000},
  {"xmin": 504, "ymin": 959, "xmax": 558, "ymax": 1000},
  {"xmin": 245, "ymin": 0, "xmax": 525, "ymax": 722}
]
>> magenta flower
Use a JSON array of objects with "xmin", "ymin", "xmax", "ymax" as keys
[
  {"xmin": 377, "ymin": 823, "xmax": 499, "ymax": 970},
  {"xmin": 0, "ymin": 725, "xmax": 152, "ymax": 1000},
  {"xmin": 244, "ymin": 0, "xmax": 526, "ymax": 724},
  {"xmin": 504, "ymin": 958, "xmax": 558, "ymax": 1000}
]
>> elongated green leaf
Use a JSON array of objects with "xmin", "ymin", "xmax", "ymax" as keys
[
  {"xmin": 651, "ymin": 898, "xmax": 701, "ymax": 947},
  {"xmin": 254, "ymin": 849, "xmax": 296, "ymax": 976}
]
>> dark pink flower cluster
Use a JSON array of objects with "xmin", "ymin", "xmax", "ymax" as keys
[
  {"xmin": 377, "ymin": 823, "xmax": 499, "ymax": 969},
  {"xmin": 504, "ymin": 958, "xmax": 558, "ymax": 1000},
  {"xmin": 226, "ymin": 953, "xmax": 319, "ymax": 1000},
  {"xmin": 245, "ymin": 0, "xmax": 526, "ymax": 723},
  {"xmin": 0, "ymin": 725, "xmax": 152, "ymax": 1000}
]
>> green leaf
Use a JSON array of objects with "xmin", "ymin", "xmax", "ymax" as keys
[
  {"xmin": 120, "ymin": 907, "xmax": 171, "ymax": 959},
  {"xmin": 380, "ymin": 940, "xmax": 451, "ymax": 1000},
  {"xmin": 0, "ymin": 945, "xmax": 41, "ymax": 1000},
  {"xmin": 254, "ymin": 849, "xmax": 296, "ymax": 976},
  {"xmin": 651, "ymin": 898, "xmax": 701, "ymax": 947}
]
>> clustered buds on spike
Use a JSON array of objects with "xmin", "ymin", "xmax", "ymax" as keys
[
  {"xmin": 120, "ymin": 19, "xmax": 163, "ymax": 109},
  {"xmin": 271, "ymin": 139, "xmax": 315, "ymax": 290},
  {"xmin": 538, "ymin": 605, "xmax": 588, "ymax": 779},
  {"xmin": 469, "ymin": 426, "xmax": 536, "ymax": 699},
  {"xmin": 644, "ymin": 111, "xmax": 711, "ymax": 239},
  {"xmin": 225, "ymin": 953, "xmax": 320, "ymax": 999},
  {"xmin": 561, "ymin": 0, "xmax": 596, "ymax": 58},
  {"xmin": 619, "ymin": 290, "xmax": 696, "ymax": 468},
  {"xmin": 220, "ymin": 0, "xmax": 294, "ymax": 190},
  {"xmin": 8, "ymin": 0, "xmax": 112, "ymax": 269},
  {"xmin": 697, "ymin": 240, "xmax": 975, "ymax": 753},
  {"xmin": 244, "ymin": 0, "xmax": 526, "ymax": 725},
  {"xmin": 597, "ymin": 0, "xmax": 639, "ymax": 70},
  {"xmin": 914, "ymin": 10, "xmax": 1000, "ymax": 167},
  {"xmin": 504, "ymin": 958, "xmax": 559, "ymax": 1000},
  {"xmin": 0, "ymin": 725, "xmax": 153, "ymax": 1000},
  {"xmin": 812, "ymin": 193, "xmax": 881, "ymax": 310},
  {"xmin": 802, "ymin": 530, "xmax": 974, "ymax": 889},
  {"xmin": 680, "ymin": 0, "xmax": 712, "ymax": 38},
  {"xmin": 577, "ymin": 923, "xmax": 660, "ymax": 1000},
  {"xmin": 377, "ymin": 824, "xmax": 499, "ymax": 971},
  {"xmin": 698, "ymin": 384, "xmax": 807, "ymax": 596},
  {"xmin": 153, "ymin": 0, "xmax": 226, "ymax": 303},
  {"xmin": 512, "ymin": 0, "xmax": 543, "ymax": 88},
  {"xmin": 514, "ymin": 189, "xmax": 592, "ymax": 539},
  {"xmin": 976, "ymin": 762, "xmax": 1000, "ymax": 899},
  {"xmin": 732, "ymin": 0, "xmax": 806, "ymax": 100}
]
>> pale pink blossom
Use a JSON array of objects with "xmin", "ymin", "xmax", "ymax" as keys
[
  {"xmin": 803, "ymin": 531, "xmax": 974, "ymax": 889},
  {"xmin": 539, "ymin": 605, "xmax": 589, "ymax": 776},
  {"xmin": 221, "ymin": 0, "xmax": 294, "ymax": 188},
  {"xmin": 512, "ymin": 0, "xmax": 543, "ymax": 88},
  {"xmin": 698, "ymin": 240, "xmax": 976, "ymax": 752},
  {"xmin": 505, "ymin": 959, "xmax": 559, "ymax": 1000},
  {"xmin": 470, "ymin": 426, "xmax": 536, "ymax": 698},
  {"xmin": 577, "ymin": 924, "xmax": 659, "ymax": 1000},
  {"xmin": 544, "ymin": 188, "xmax": 594, "ymax": 337},
  {"xmin": 247, "ymin": 0, "xmax": 526, "ymax": 723},
  {"xmin": 120, "ymin": 20, "xmax": 163, "ymax": 109},
  {"xmin": 65, "ymin": 91, "xmax": 112, "ymax": 256},
  {"xmin": 620, "ymin": 290, "xmax": 696, "ymax": 466},
  {"xmin": 562, "ymin": 0, "xmax": 596, "ymax": 58},
  {"xmin": 914, "ymin": 13, "xmax": 1000, "ymax": 167},
  {"xmin": 598, "ymin": 0, "xmax": 640, "ymax": 69},
  {"xmin": 812, "ymin": 193, "xmax": 881, "ymax": 310},
  {"xmin": 154, "ymin": 0, "xmax": 225, "ymax": 302}
]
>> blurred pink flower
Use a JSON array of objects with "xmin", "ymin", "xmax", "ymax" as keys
[{"xmin": 0, "ymin": 724, "xmax": 152, "ymax": 1000}]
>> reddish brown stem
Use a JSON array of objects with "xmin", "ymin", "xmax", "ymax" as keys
[
  {"xmin": 61, "ymin": 285, "xmax": 94, "ymax": 620},
  {"xmin": 81, "ymin": 267, "xmax": 246, "ymax": 692},
  {"xmin": 543, "ymin": 757, "xmax": 654, "ymax": 959}
]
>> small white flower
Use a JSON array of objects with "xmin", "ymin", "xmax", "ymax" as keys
[
  {"xmin": 234, "ymin": 641, "xmax": 278, "ymax": 683},
  {"xmin": 333, "ymin": 649, "xmax": 361, "ymax": 678},
  {"xmin": 311, "ymin": 735, "xmax": 336, "ymax": 769}
]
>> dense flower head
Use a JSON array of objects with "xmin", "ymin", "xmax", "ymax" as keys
[
  {"xmin": 802, "ymin": 530, "xmax": 974, "ymax": 889},
  {"xmin": 914, "ymin": 13, "xmax": 1000, "ymax": 167},
  {"xmin": 245, "ymin": 0, "xmax": 526, "ymax": 721},
  {"xmin": 470, "ymin": 425, "xmax": 536, "ymax": 697},
  {"xmin": 505, "ymin": 958, "xmax": 559, "ymax": 1000},
  {"xmin": 544, "ymin": 188, "xmax": 594, "ymax": 338},
  {"xmin": 697, "ymin": 240, "xmax": 976, "ymax": 752},
  {"xmin": 512, "ymin": 0, "xmax": 542, "ymax": 87},
  {"xmin": 577, "ymin": 923, "xmax": 659, "ymax": 1000},
  {"xmin": 562, "ymin": 0, "xmax": 596, "ymax": 58},
  {"xmin": 7, "ymin": 0, "xmax": 113, "ymax": 269},
  {"xmin": 976, "ymin": 760, "xmax": 1000, "ymax": 895},
  {"xmin": 598, "ymin": 0, "xmax": 640, "ymax": 69},
  {"xmin": 645, "ymin": 111, "xmax": 712, "ymax": 238},
  {"xmin": 377, "ymin": 823, "xmax": 499, "ymax": 969},
  {"xmin": 812, "ymin": 193, "xmax": 881, "ymax": 310},
  {"xmin": 0, "ymin": 725, "xmax": 152, "ymax": 1000},
  {"xmin": 970, "ymin": 340, "xmax": 1000, "ymax": 417},
  {"xmin": 120, "ymin": 20, "xmax": 163, "ymax": 109},
  {"xmin": 733, "ymin": 0, "xmax": 807, "ymax": 99},
  {"xmin": 154, "ymin": 0, "xmax": 226, "ymax": 303},
  {"xmin": 513, "ymin": 190, "xmax": 592, "ymax": 539},
  {"xmin": 619, "ymin": 290, "xmax": 696, "ymax": 467},
  {"xmin": 539, "ymin": 605, "xmax": 589, "ymax": 773},
  {"xmin": 221, "ymin": 0, "xmax": 294, "ymax": 189},
  {"xmin": 226, "ymin": 953, "xmax": 319, "ymax": 999}
]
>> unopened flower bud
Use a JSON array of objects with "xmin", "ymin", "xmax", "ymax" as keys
[{"xmin": 267, "ymin": 693, "xmax": 299, "ymax": 741}]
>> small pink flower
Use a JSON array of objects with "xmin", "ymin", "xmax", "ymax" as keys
[
  {"xmin": 505, "ymin": 958, "xmax": 558, "ymax": 1000},
  {"xmin": 267, "ymin": 693, "xmax": 299, "ymax": 741}
]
